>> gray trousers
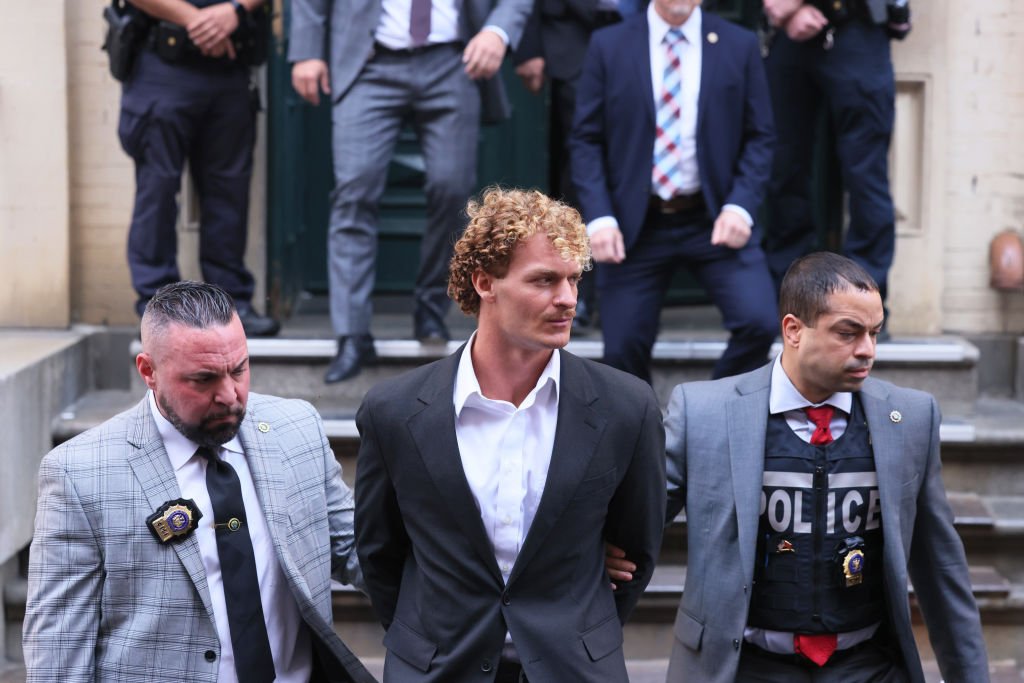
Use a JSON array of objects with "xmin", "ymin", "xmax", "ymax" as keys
[{"xmin": 329, "ymin": 42, "xmax": 480, "ymax": 336}]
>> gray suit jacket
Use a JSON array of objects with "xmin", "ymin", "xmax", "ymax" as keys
[
  {"xmin": 664, "ymin": 363, "xmax": 989, "ymax": 683},
  {"xmin": 288, "ymin": 0, "xmax": 533, "ymax": 121},
  {"xmin": 354, "ymin": 349, "xmax": 666, "ymax": 681},
  {"xmin": 24, "ymin": 393, "xmax": 375, "ymax": 683}
]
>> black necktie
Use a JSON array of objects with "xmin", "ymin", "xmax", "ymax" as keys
[{"xmin": 197, "ymin": 446, "xmax": 276, "ymax": 683}]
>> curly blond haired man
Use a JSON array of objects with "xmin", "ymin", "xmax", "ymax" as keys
[{"xmin": 354, "ymin": 188, "xmax": 666, "ymax": 682}]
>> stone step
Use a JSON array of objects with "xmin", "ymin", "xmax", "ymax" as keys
[
  {"xmin": 0, "ymin": 658, "xmax": 1020, "ymax": 683},
  {"xmin": 330, "ymin": 564, "xmax": 1014, "ymax": 621},
  {"xmin": 329, "ymin": 565, "xmax": 1024, "ymax": 664},
  {"xmin": 125, "ymin": 334, "xmax": 983, "ymax": 409},
  {"xmin": 56, "ymin": 380, "xmax": 1014, "ymax": 456}
]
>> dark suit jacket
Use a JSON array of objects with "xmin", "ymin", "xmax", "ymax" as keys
[
  {"xmin": 663, "ymin": 364, "xmax": 990, "ymax": 683},
  {"xmin": 514, "ymin": 0, "xmax": 606, "ymax": 81},
  {"xmin": 569, "ymin": 10, "xmax": 775, "ymax": 250},
  {"xmin": 354, "ymin": 348, "xmax": 666, "ymax": 681}
]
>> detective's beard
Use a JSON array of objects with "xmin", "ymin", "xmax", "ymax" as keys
[{"xmin": 158, "ymin": 392, "xmax": 246, "ymax": 449}]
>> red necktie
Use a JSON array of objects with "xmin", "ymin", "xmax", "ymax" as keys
[
  {"xmin": 794, "ymin": 632, "xmax": 837, "ymax": 666},
  {"xmin": 803, "ymin": 405, "xmax": 835, "ymax": 445},
  {"xmin": 794, "ymin": 404, "xmax": 837, "ymax": 665}
]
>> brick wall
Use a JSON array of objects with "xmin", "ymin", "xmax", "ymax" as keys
[
  {"xmin": 940, "ymin": 2, "xmax": 1024, "ymax": 334},
  {"xmin": 66, "ymin": 0, "xmax": 137, "ymax": 325}
]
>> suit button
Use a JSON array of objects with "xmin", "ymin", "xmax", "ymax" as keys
[
  {"xmin": 481, "ymin": 659, "xmax": 492, "ymax": 672},
  {"xmin": 733, "ymin": 639, "xmax": 740, "ymax": 651},
  {"xmin": 204, "ymin": 650, "xmax": 217, "ymax": 662},
  {"xmin": 502, "ymin": 592, "xmax": 511, "ymax": 606}
]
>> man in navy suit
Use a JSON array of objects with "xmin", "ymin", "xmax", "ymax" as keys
[{"xmin": 570, "ymin": 0, "xmax": 779, "ymax": 382}]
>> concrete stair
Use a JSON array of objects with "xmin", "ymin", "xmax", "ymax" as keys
[{"xmin": 8, "ymin": 305, "xmax": 1022, "ymax": 679}]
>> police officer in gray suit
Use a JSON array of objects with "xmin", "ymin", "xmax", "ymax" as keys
[
  {"xmin": 655, "ymin": 252, "xmax": 988, "ymax": 681},
  {"xmin": 288, "ymin": 0, "xmax": 532, "ymax": 383}
]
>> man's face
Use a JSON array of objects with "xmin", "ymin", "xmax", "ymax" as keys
[
  {"xmin": 137, "ymin": 314, "xmax": 250, "ymax": 448},
  {"xmin": 653, "ymin": 0, "xmax": 702, "ymax": 26},
  {"xmin": 783, "ymin": 287, "xmax": 885, "ymax": 403},
  {"xmin": 477, "ymin": 233, "xmax": 581, "ymax": 353}
]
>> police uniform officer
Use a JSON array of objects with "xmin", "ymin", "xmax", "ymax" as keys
[
  {"xmin": 759, "ymin": 0, "xmax": 910, "ymax": 307},
  {"xmin": 118, "ymin": 0, "xmax": 279, "ymax": 336}
]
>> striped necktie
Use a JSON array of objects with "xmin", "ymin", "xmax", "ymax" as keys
[{"xmin": 653, "ymin": 27, "xmax": 687, "ymax": 200}]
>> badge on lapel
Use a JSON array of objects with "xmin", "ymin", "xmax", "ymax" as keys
[{"xmin": 147, "ymin": 498, "xmax": 202, "ymax": 544}]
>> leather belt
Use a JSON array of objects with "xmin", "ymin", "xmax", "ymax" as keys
[
  {"xmin": 649, "ymin": 192, "xmax": 704, "ymax": 214},
  {"xmin": 373, "ymin": 40, "xmax": 461, "ymax": 57}
]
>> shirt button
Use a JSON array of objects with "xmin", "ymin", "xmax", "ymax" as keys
[
  {"xmin": 501, "ymin": 563, "xmax": 510, "ymax": 572},
  {"xmin": 204, "ymin": 650, "xmax": 217, "ymax": 662},
  {"xmin": 503, "ymin": 516, "xmax": 512, "ymax": 525}
]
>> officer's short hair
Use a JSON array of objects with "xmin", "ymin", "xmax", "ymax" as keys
[
  {"xmin": 448, "ymin": 187, "xmax": 591, "ymax": 317},
  {"xmin": 142, "ymin": 281, "xmax": 236, "ymax": 337},
  {"xmin": 779, "ymin": 252, "xmax": 878, "ymax": 327}
]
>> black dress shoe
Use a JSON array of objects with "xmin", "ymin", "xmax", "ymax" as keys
[
  {"xmin": 324, "ymin": 334, "xmax": 377, "ymax": 383},
  {"xmin": 414, "ymin": 313, "xmax": 451, "ymax": 344},
  {"xmin": 236, "ymin": 303, "xmax": 281, "ymax": 337}
]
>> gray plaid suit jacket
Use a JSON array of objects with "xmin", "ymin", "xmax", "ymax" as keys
[{"xmin": 24, "ymin": 392, "xmax": 375, "ymax": 683}]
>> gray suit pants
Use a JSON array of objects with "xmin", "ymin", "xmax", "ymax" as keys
[{"xmin": 329, "ymin": 42, "xmax": 480, "ymax": 335}]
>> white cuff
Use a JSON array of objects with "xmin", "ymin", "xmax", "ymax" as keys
[
  {"xmin": 586, "ymin": 215, "xmax": 619, "ymax": 238},
  {"xmin": 482, "ymin": 25, "xmax": 510, "ymax": 45},
  {"xmin": 722, "ymin": 203, "xmax": 753, "ymax": 227}
]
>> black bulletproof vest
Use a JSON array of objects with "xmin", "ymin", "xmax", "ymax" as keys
[{"xmin": 747, "ymin": 396, "xmax": 886, "ymax": 633}]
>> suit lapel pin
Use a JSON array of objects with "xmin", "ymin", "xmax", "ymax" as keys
[
  {"xmin": 889, "ymin": 410, "xmax": 902, "ymax": 423},
  {"xmin": 707, "ymin": 32, "xmax": 718, "ymax": 44},
  {"xmin": 257, "ymin": 421, "xmax": 270, "ymax": 433},
  {"xmin": 147, "ymin": 498, "xmax": 202, "ymax": 544}
]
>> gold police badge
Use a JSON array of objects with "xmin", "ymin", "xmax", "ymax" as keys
[
  {"xmin": 842, "ymin": 549, "xmax": 865, "ymax": 587},
  {"xmin": 147, "ymin": 498, "xmax": 202, "ymax": 544}
]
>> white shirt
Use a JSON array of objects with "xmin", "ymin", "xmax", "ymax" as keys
[
  {"xmin": 453, "ymin": 335, "xmax": 561, "ymax": 646},
  {"xmin": 648, "ymin": 3, "xmax": 702, "ymax": 197},
  {"xmin": 375, "ymin": 0, "xmax": 509, "ymax": 49},
  {"xmin": 586, "ymin": 5, "xmax": 753, "ymax": 237},
  {"xmin": 768, "ymin": 355, "xmax": 852, "ymax": 441},
  {"xmin": 149, "ymin": 392, "xmax": 311, "ymax": 683}
]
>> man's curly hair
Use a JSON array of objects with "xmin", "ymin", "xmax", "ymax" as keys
[{"xmin": 448, "ymin": 187, "xmax": 592, "ymax": 316}]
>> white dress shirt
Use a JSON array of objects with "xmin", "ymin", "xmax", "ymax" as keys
[
  {"xmin": 375, "ymin": 0, "xmax": 509, "ymax": 49},
  {"xmin": 648, "ymin": 3, "xmax": 702, "ymax": 197},
  {"xmin": 453, "ymin": 335, "xmax": 561, "ymax": 648},
  {"xmin": 149, "ymin": 392, "xmax": 311, "ymax": 683},
  {"xmin": 586, "ymin": 4, "xmax": 753, "ymax": 237}
]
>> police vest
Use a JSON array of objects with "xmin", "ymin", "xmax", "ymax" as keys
[{"xmin": 747, "ymin": 396, "xmax": 886, "ymax": 633}]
